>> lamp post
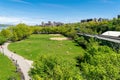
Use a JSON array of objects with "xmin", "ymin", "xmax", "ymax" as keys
[{"xmin": 1, "ymin": 46, "xmax": 4, "ymax": 55}]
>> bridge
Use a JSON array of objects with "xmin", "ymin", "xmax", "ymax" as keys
[
  {"xmin": 77, "ymin": 33, "xmax": 120, "ymax": 43},
  {"xmin": 77, "ymin": 33, "xmax": 120, "ymax": 52}
]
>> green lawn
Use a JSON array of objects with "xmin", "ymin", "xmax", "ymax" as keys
[
  {"xmin": 8, "ymin": 34, "xmax": 84, "ymax": 61},
  {"xmin": 0, "ymin": 53, "xmax": 20, "ymax": 80}
]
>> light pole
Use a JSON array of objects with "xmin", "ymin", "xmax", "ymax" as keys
[{"xmin": 1, "ymin": 46, "xmax": 4, "ymax": 55}]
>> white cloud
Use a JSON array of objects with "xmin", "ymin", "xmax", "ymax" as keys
[
  {"xmin": 100, "ymin": 0, "xmax": 114, "ymax": 3},
  {"xmin": 40, "ymin": 3, "xmax": 68, "ymax": 9},
  {"xmin": 0, "ymin": 16, "xmax": 20, "ymax": 24},
  {"xmin": 0, "ymin": 16, "xmax": 42, "ymax": 25},
  {"xmin": 11, "ymin": 0, "xmax": 31, "ymax": 5}
]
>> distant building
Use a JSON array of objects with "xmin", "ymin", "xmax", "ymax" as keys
[
  {"xmin": 118, "ymin": 15, "xmax": 120, "ymax": 19},
  {"xmin": 98, "ymin": 18, "xmax": 103, "ymax": 22},
  {"xmin": 94, "ymin": 18, "xmax": 97, "ymax": 22},
  {"xmin": 53, "ymin": 22, "xmax": 64, "ymax": 26},
  {"xmin": 87, "ymin": 19, "xmax": 93, "ymax": 22},
  {"xmin": 41, "ymin": 22, "xmax": 45, "ymax": 26},
  {"xmin": 48, "ymin": 21, "xmax": 52, "ymax": 25},
  {"xmin": 81, "ymin": 18, "xmax": 94, "ymax": 23},
  {"xmin": 81, "ymin": 20, "xmax": 87, "ymax": 23},
  {"xmin": 81, "ymin": 18, "xmax": 109, "ymax": 23},
  {"xmin": 41, "ymin": 21, "xmax": 64, "ymax": 27}
]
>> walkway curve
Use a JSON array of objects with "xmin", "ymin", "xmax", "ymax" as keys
[{"xmin": 0, "ymin": 42, "xmax": 33, "ymax": 80}]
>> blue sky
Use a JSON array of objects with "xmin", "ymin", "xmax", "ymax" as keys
[{"xmin": 0, "ymin": 0, "xmax": 120, "ymax": 25}]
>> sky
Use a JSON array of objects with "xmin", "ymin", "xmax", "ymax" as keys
[{"xmin": 0, "ymin": 0, "xmax": 120, "ymax": 25}]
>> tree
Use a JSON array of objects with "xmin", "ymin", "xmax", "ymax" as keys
[
  {"xmin": 30, "ymin": 55, "xmax": 82, "ymax": 80},
  {"xmin": 0, "ymin": 29, "xmax": 12, "ymax": 40},
  {"xmin": 0, "ymin": 35, "xmax": 7, "ymax": 45},
  {"xmin": 76, "ymin": 45, "xmax": 120, "ymax": 80},
  {"xmin": 9, "ymin": 23, "xmax": 32, "ymax": 41},
  {"xmin": 75, "ymin": 36, "xmax": 88, "ymax": 49}
]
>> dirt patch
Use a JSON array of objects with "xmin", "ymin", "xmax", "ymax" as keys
[
  {"xmin": 49, "ymin": 34, "xmax": 62, "ymax": 36},
  {"xmin": 50, "ymin": 37, "xmax": 70, "ymax": 40}
]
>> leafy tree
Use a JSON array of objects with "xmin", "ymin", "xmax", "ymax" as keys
[
  {"xmin": 30, "ymin": 55, "xmax": 82, "ymax": 80},
  {"xmin": 0, "ymin": 35, "xmax": 7, "ymax": 45},
  {"xmin": 76, "ymin": 45, "xmax": 120, "ymax": 80},
  {"xmin": 11, "ymin": 29, "xmax": 18, "ymax": 41},
  {"xmin": 75, "ymin": 36, "xmax": 88, "ymax": 49},
  {"xmin": 9, "ymin": 23, "xmax": 32, "ymax": 41},
  {"xmin": 0, "ymin": 29, "xmax": 12, "ymax": 40}
]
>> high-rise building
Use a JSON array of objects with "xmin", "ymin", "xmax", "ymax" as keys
[
  {"xmin": 41, "ymin": 22, "xmax": 45, "ymax": 26},
  {"xmin": 118, "ymin": 15, "xmax": 120, "ymax": 18}
]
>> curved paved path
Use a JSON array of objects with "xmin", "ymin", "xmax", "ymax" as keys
[{"xmin": 0, "ymin": 43, "xmax": 33, "ymax": 80}]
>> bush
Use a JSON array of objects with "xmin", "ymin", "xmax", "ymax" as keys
[
  {"xmin": 80, "ymin": 53, "xmax": 120, "ymax": 80},
  {"xmin": 0, "ymin": 29, "xmax": 12, "ymax": 40},
  {"xmin": 76, "ymin": 45, "xmax": 120, "ymax": 80},
  {"xmin": 9, "ymin": 23, "xmax": 32, "ymax": 41},
  {"xmin": 0, "ymin": 35, "xmax": 7, "ymax": 45},
  {"xmin": 30, "ymin": 55, "xmax": 83, "ymax": 80},
  {"xmin": 75, "ymin": 36, "xmax": 88, "ymax": 49}
]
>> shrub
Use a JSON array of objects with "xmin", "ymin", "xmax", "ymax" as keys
[
  {"xmin": 0, "ymin": 29, "xmax": 12, "ymax": 40},
  {"xmin": 75, "ymin": 36, "xmax": 88, "ymax": 49},
  {"xmin": 30, "ymin": 55, "xmax": 83, "ymax": 80},
  {"xmin": 9, "ymin": 23, "xmax": 32, "ymax": 41},
  {"xmin": 77, "ymin": 45, "xmax": 120, "ymax": 80},
  {"xmin": 0, "ymin": 35, "xmax": 7, "ymax": 45}
]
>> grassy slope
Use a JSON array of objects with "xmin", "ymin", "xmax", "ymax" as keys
[
  {"xmin": 8, "ymin": 34, "xmax": 84, "ymax": 62},
  {"xmin": 0, "ymin": 54, "xmax": 20, "ymax": 80}
]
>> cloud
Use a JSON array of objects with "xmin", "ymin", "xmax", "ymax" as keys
[
  {"xmin": 100, "ymin": 0, "xmax": 114, "ymax": 3},
  {"xmin": 0, "ymin": 16, "xmax": 21, "ymax": 24},
  {"xmin": 0, "ymin": 16, "xmax": 42, "ymax": 25},
  {"xmin": 11, "ymin": 0, "xmax": 31, "ymax": 5},
  {"xmin": 40, "ymin": 3, "xmax": 68, "ymax": 9}
]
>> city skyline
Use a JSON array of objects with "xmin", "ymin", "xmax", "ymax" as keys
[{"xmin": 0, "ymin": 0, "xmax": 120, "ymax": 25}]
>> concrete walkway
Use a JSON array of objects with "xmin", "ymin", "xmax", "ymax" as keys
[{"xmin": 0, "ymin": 43, "xmax": 33, "ymax": 80}]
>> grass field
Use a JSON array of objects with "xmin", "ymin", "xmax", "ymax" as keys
[
  {"xmin": 8, "ymin": 34, "xmax": 84, "ymax": 62},
  {"xmin": 0, "ymin": 53, "xmax": 20, "ymax": 80}
]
